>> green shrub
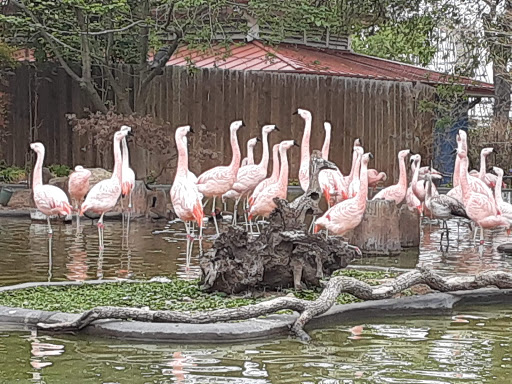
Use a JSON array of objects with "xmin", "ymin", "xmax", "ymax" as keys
[{"xmin": 48, "ymin": 164, "xmax": 71, "ymax": 177}]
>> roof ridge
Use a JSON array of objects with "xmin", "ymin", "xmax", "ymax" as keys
[{"xmin": 252, "ymin": 41, "xmax": 305, "ymax": 71}]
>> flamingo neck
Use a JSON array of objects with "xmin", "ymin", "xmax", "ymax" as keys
[
  {"xmin": 321, "ymin": 128, "xmax": 330, "ymax": 160},
  {"xmin": 270, "ymin": 146, "xmax": 280, "ymax": 182},
  {"xmin": 495, "ymin": 172, "xmax": 504, "ymax": 205},
  {"xmin": 357, "ymin": 160, "xmax": 369, "ymax": 204},
  {"xmin": 352, "ymin": 153, "xmax": 362, "ymax": 182},
  {"xmin": 229, "ymin": 128, "xmax": 241, "ymax": 172},
  {"xmin": 32, "ymin": 150, "xmax": 44, "ymax": 188},
  {"xmin": 247, "ymin": 143, "xmax": 255, "ymax": 165},
  {"xmin": 411, "ymin": 159, "xmax": 420, "ymax": 188},
  {"xmin": 300, "ymin": 119, "xmax": 311, "ymax": 170},
  {"xmin": 398, "ymin": 155, "xmax": 407, "ymax": 190},
  {"xmin": 459, "ymin": 156, "xmax": 471, "ymax": 201},
  {"xmin": 277, "ymin": 147, "xmax": 290, "ymax": 191},
  {"xmin": 453, "ymin": 151, "xmax": 460, "ymax": 187},
  {"xmin": 258, "ymin": 131, "xmax": 270, "ymax": 171},
  {"xmin": 479, "ymin": 152, "xmax": 487, "ymax": 179},
  {"xmin": 112, "ymin": 137, "xmax": 123, "ymax": 185},
  {"xmin": 122, "ymin": 138, "xmax": 130, "ymax": 170},
  {"xmin": 347, "ymin": 148, "xmax": 359, "ymax": 184},
  {"xmin": 426, "ymin": 177, "xmax": 433, "ymax": 201},
  {"xmin": 175, "ymin": 134, "xmax": 188, "ymax": 178}
]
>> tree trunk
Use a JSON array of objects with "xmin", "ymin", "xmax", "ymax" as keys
[{"xmin": 80, "ymin": 81, "xmax": 108, "ymax": 114}]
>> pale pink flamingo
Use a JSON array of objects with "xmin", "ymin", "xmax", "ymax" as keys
[
  {"xmin": 241, "ymin": 137, "xmax": 260, "ymax": 166},
  {"xmin": 170, "ymin": 125, "xmax": 204, "ymax": 267},
  {"xmin": 30, "ymin": 142, "xmax": 72, "ymax": 236},
  {"xmin": 119, "ymin": 125, "xmax": 135, "ymax": 229},
  {"xmin": 367, "ymin": 169, "xmax": 387, "ymax": 191},
  {"xmin": 411, "ymin": 154, "xmax": 438, "ymax": 203},
  {"xmin": 249, "ymin": 143, "xmax": 280, "ymax": 207},
  {"xmin": 337, "ymin": 138, "xmax": 362, "ymax": 202},
  {"xmin": 229, "ymin": 124, "xmax": 278, "ymax": 227},
  {"xmin": 372, "ymin": 149, "xmax": 410, "ymax": 204},
  {"xmin": 295, "ymin": 108, "xmax": 312, "ymax": 192},
  {"xmin": 196, "ymin": 120, "xmax": 244, "ymax": 234},
  {"xmin": 406, "ymin": 182, "xmax": 422, "ymax": 214},
  {"xmin": 318, "ymin": 122, "xmax": 345, "ymax": 206},
  {"xmin": 492, "ymin": 167, "xmax": 512, "ymax": 224},
  {"xmin": 68, "ymin": 165, "xmax": 91, "ymax": 230},
  {"xmin": 80, "ymin": 130, "xmax": 128, "ymax": 249},
  {"xmin": 477, "ymin": 147, "xmax": 503, "ymax": 188},
  {"xmin": 348, "ymin": 147, "xmax": 364, "ymax": 198},
  {"xmin": 458, "ymin": 148, "xmax": 509, "ymax": 244},
  {"xmin": 314, "ymin": 152, "xmax": 373, "ymax": 235},
  {"xmin": 248, "ymin": 140, "xmax": 298, "ymax": 220}
]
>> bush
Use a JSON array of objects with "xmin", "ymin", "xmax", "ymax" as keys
[{"xmin": 48, "ymin": 164, "xmax": 71, "ymax": 177}]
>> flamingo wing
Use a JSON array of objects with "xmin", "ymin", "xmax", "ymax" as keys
[
  {"xmin": 170, "ymin": 177, "xmax": 204, "ymax": 225},
  {"xmin": 34, "ymin": 185, "xmax": 72, "ymax": 215},
  {"xmin": 232, "ymin": 165, "xmax": 266, "ymax": 193}
]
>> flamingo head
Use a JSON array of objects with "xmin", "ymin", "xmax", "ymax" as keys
[
  {"xmin": 457, "ymin": 147, "xmax": 468, "ymax": 160},
  {"xmin": 293, "ymin": 108, "xmax": 312, "ymax": 121},
  {"xmin": 114, "ymin": 130, "xmax": 128, "ymax": 143},
  {"xmin": 279, "ymin": 140, "xmax": 296, "ymax": 152},
  {"xmin": 458, "ymin": 130, "xmax": 467, "ymax": 143},
  {"xmin": 324, "ymin": 121, "xmax": 332, "ymax": 133},
  {"xmin": 30, "ymin": 142, "xmax": 45, "ymax": 155},
  {"xmin": 354, "ymin": 146, "xmax": 364, "ymax": 156},
  {"xmin": 230, "ymin": 120, "xmax": 245, "ymax": 132},
  {"xmin": 361, "ymin": 152, "xmax": 372, "ymax": 165},
  {"xmin": 398, "ymin": 149, "xmax": 411, "ymax": 160},
  {"xmin": 409, "ymin": 154, "xmax": 421, "ymax": 167},
  {"xmin": 379, "ymin": 172, "xmax": 387, "ymax": 182},
  {"xmin": 74, "ymin": 165, "xmax": 92, "ymax": 178},
  {"xmin": 354, "ymin": 138, "xmax": 361, "ymax": 147},
  {"xmin": 262, "ymin": 124, "xmax": 279, "ymax": 135},
  {"xmin": 247, "ymin": 137, "xmax": 259, "ymax": 149},
  {"xmin": 492, "ymin": 166, "xmax": 503, "ymax": 177},
  {"xmin": 481, "ymin": 147, "xmax": 494, "ymax": 157},
  {"xmin": 314, "ymin": 215, "xmax": 329, "ymax": 234},
  {"xmin": 119, "ymin": 125, "xmax": 132, "ymax": 134}
]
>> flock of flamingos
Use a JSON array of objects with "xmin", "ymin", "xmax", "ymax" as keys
[{"xmin": 29, "ymin": 108, "xmax": 512, "ymax": 261}]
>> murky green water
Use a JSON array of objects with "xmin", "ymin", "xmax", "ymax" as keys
[{"xmin": 0, "ymin": 304, "xmax": 510, "ymax": 383}]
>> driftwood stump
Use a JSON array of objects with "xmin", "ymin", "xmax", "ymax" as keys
[
  {"xmin": 399, "ymin": 205, "xmax": 421, "ymax": 248},
  {"xmin": 200, "ymin": 152, "xmax": 358, "ymax": 293}
]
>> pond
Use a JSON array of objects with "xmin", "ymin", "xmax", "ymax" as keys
[
  {"xmin": 0, "ymin": 304, "xmax": 510, "ymax": 383},
  {"xmin": 0, "ymin": 217, "xmax": 511, "ymax": 287}
]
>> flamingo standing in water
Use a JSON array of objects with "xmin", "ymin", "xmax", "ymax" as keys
[
  {"xmin": 318, "ymin": 122, "xmax": 345, "ymax": 206},
  {"xmin": 314, "ymin": 152, "xmax": 373, "ymax": 235},
  {"xmin": 241, "ymin": 137, "xmax": 260, "ymax": 166},
  {"xmin": 229, "ymin": 124, "xmax": 279, "ymax": 229},
  {"xmin": 492, "ymin": 167, "xmax": 512, "ymax": 224},
  {"xmin": 248, "ymin": 140, "xmax": 298, "ymax": 220},
  {"xmin": 170, "ymin": 125, "xmax": 204, "ymax": 267},
  {"xmin": 295, "ymin": 108, "xmax": 312, "ymax": 192},
  {"xmin": 249, "ymin": 143, "xmax": 280, "ymax": 207},
  {"xmin": 196, "ymin": 120, "xmax": 244, "ymax": 235},
  {"xmin": 80, "ymin": 130, "xmax": 128, "ymax": 250},
  {"xmin": 68, "ymin": 165, "xmax": 91, "ymax": 230},
  {"xmin": 372, "ymin": 149, "xmax": 410, "ymax": 204},
  {"xmin": 457, "ymin": 148, "xmax": 509, "ymax": 244},
  {"xmin": 30, "ymin": 142, "xmax": 73, "ymax": 236},
  {"xmin": 119, "ymin": 125, "xmax": 135, "ymax": 229}
]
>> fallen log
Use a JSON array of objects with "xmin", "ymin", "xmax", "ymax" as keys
[{"xmin": 36, "ymin": 268, "xmax": 512, "ymax": 341}]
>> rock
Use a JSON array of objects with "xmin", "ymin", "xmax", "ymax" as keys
[
  {"xmin": 49, "ymin": 176, "xmax": 70, "ymax": 196},
  {"xmin": 146, "ymin": 187, "xmax": 171, "ymax": 219},
  {"xmin": 497, "ymin": 244, "xmax": 512, "ymax": 254},
  {"xmin": 399, "ymin": 205, "xmax": 420, "ymax": 248},
  {"xmin": 348, "ymin": 200, "xmax": 402, "ymax": 255},
  {"xmin": 42, "ymin": 167, "xmax": 52, "ymax": 184},
  {"xmin": 7, "ymin": 189, "xmax": 34, "ymax": 208},
  {"xmin": 88, "ymin": 168, "xmax": 112, "ymax": 188}
]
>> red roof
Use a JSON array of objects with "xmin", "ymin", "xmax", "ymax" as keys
[{"xmin": 166, "ymin": 41, "xmax": 494, "ymax": 96}]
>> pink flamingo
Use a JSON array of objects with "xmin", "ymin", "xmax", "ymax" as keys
[
  {"xmin": 337, "ymin": 138, "xmax": 362, "ymax": 202},
  {"xmin": 411, "ymin": 154, "xmax": 438, "ymax": 203},
  {"xmin": 458, "ymin": 148, "xmax": 509, "ymax": 244},
  {"xmin": 372, "ymin": 149, "xmax": 411, "ymax": 204},
  {"xmin": 314, "ymin": 152, "xmax": 373, "ymax": 235},
  {"xmin": 68, "ymin": 165, "xmax": 91, "ymax": 230},
  {"xmin": 367, "ymin": 170, "xmax": 387, "ymax": 191},
  {"xmin": 248, "ymin": 140, "xmax": 298, "ymax": 220},
  {"xmin": 119, "ymin": 125, "xmax": 135, "ymax": 229},
  {"xmin": 478, "ymin": 147, "xmax": 503, "ymax": 188},
  {"xmin": 249, "ymin": 143, "xmax": 280, "ymax": 207},
  {"xmin": 170, "ymin": 125, "xmax": 204, "ymax": 266},
  {"xmin": 492, "ymin": 167, "xmax": 512, "ymax": 224},
  {"xmin": 30, "ymin": 142, "xmax": 72, "ymax": 236},
  {"xmin": 196, "ymin": 120, "xmax": 244, "ymax": 234},
  {"xmin": 318, "ymin": 122, "xmax": 345, "ymax": 206},
  {"xmin": 229, "ymin": 124, "xmax": 278, "ymax": 227},
  {"xmin": 295, "ymin": 108, "xmax": 312, "ymax": 192},
  {"xmin": 80, "ymin": 130, "xmax": 128, "ymax": 249},
  {"xmin": 348, "ymin": 147, "xmax": 365, "ymax": 198},
  {"xmin": 241, "ymin": 137, "xmax": 260, "ymax": 166}
]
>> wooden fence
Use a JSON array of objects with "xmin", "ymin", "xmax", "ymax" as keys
[{"xmin": 2, "ymin": 64, "xmax": 435, "ymax": 184}]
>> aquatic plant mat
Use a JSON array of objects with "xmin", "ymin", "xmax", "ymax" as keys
[{"xmin": 10, "ymin": 268, "xmax": 511, "ymax": 341}]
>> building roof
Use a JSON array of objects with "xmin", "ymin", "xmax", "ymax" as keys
[{"xmin": 166, "ymin": 41, "xmax": 494, "ymax": 97}]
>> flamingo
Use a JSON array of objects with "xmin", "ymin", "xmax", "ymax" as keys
[
  {"xmin": 241, "ymin": 137, "xmax": 260, "ymax": 166},
  {"xmin": 30, "ymin": 142, "xmax": 73, "ymax": 236},
  {"xmin": 314, "ymin": 152, "xmax": 373, "ymax": 235},
  {"xmin": 367, "ymin": 169, "xmax": 387, "ymax": 191},
  {"xmin": 249, "ymin": 143, "xmax": 280, "ymax": 207},
  {"xmin": 80, "ymin": 130, "xmax": 128, "ymax": 250},
  {"xmin": 348, "ymin": 147, "xmax": 364, "ymax": 198},
  {"xmin": 411, "ymin": 154, "xmax": 438, "ymax": 203},
  {"xmin": 170, "ymin": 125, "xmax": 204, "ymax": 267},
  {"xmin": 492, "ymin": 167, "xmax": 512, "ymax": 224},
  {"xmin": 372, "ymin": 149, "xmax": 410, "ymax": 204},
  {"xmin": 318, "ymin": 122, "xmax": 344, "ymax": 206},
  {"xmin": 457, "ymin": 148, "xmax": 509, "ymax": 244},
  {"xmin": 68, "ymin": 165, "xmax": 91, "ymax": 230},
  {"xmin": 229, "ymin": 124, "xmax": 278, "ymax": 228},
  {"xmin": 295, "ymin": 108, "xmax": 312, "ymax": 192},
  {"xmin": 477, "ymin": 147, "xmax": 502, "ymax": 188},
  {"xmin": 248, "ymin": 140, "xmax": 298, "ymax": 220},
  {"xmin": 196, "ymin": 120, "xmax": 244, "ymax": 235},
  {"xmin": 336, "ymin": 138, "xmax": 362, "ymax": 202},
  {"xmin": 424, "ymin": 173, "xmax": 469, "ymax": 241},
  {"xmin": 119, "ymin": 125, "xmax": 135, "ymax": 228}
]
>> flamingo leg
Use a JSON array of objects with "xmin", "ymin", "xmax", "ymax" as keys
[
  {"xmin": 75, "ymin": 202, "xmax": 81, "ymax": 233},
  {"xmin": 309, "ymin": 216, "xmax": 317, "ymax": 233},
  {"xmin": 184, "ymin": 222, "xmax": 191, "ymax": 272},
  {"xmin": 121, "ymin": 196, "xmax": 125, "ymax": 230},
  {"xmin": 479, "ymin": 226, "xmax": 484, "ymax": 245},
  {"xmin": 232, "ymin": 198, "xmax": 240, "ymax": 225},
  {"xmin": 212, "ymin": 197, "xmax": 220, "ymax": 235},
  {"xmin": 46, "ymin": 217, "xmax": 53, "ymax": 237},
  {"xmin": 98, "ymin": 213, "xmax": 105, "ymax": 250},
  {"xmin": 47, "ymin": 234, "xmax": 53, "ymax": 282}
]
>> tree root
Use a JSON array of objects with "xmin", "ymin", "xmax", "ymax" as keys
[{"xmin": 36, "ymin": 268, "xmax": 512, "ymax": 341}]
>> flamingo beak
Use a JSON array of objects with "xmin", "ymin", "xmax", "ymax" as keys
[{"xmin": 314, "ymin": 225, "xmax": 321, "ymax": 234}]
